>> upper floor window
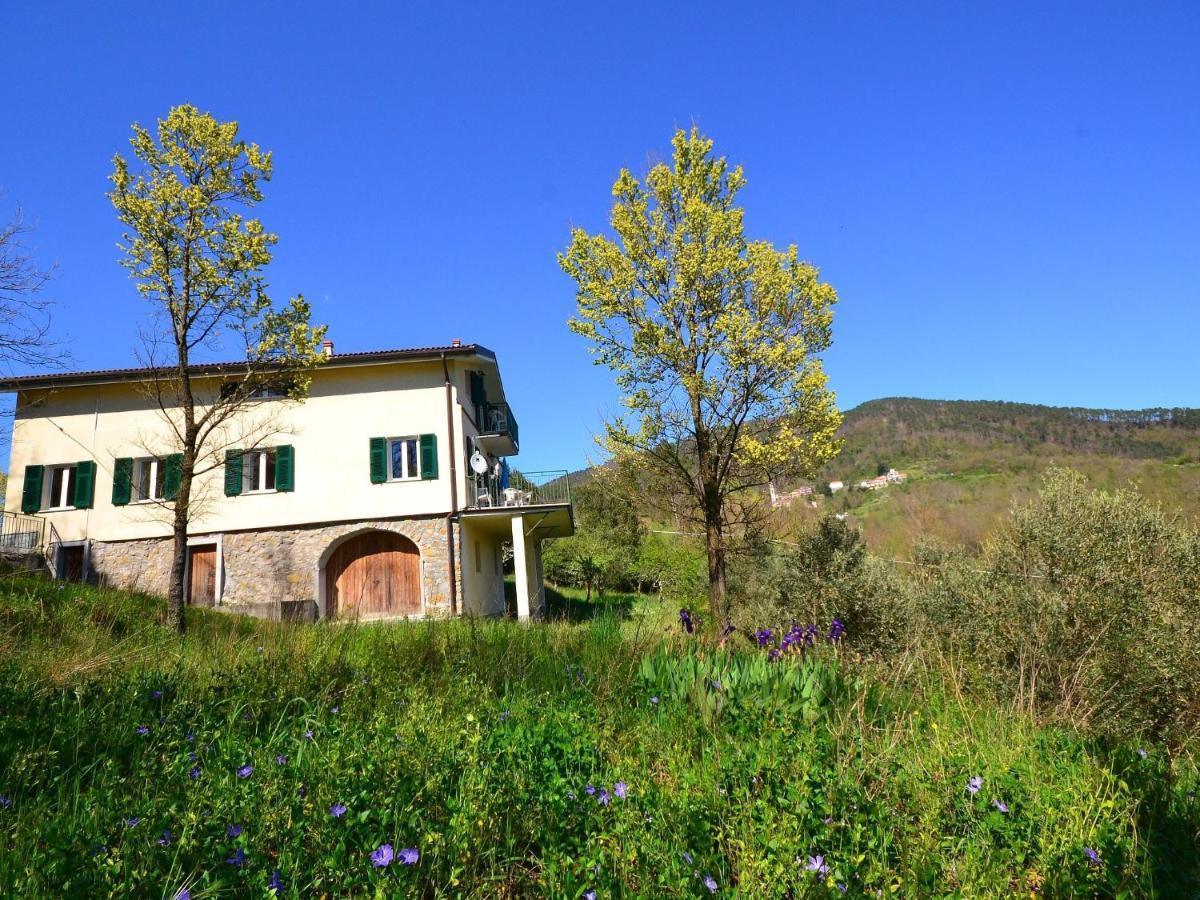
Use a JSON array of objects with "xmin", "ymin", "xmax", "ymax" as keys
[
  {"xmin": 389, "ymin": 437, "xmax": 420, "ymax": 481},
  {"xmin": 219, "ymin": 380, "xmax": 294, "ymax": 402},
  {"xmin": 244, "ymin": 449, "xmax": 277, "ymax": 493},
  {"xmin": 43, "ymin": 464, "xmax": 78, "ymax": 510},
  {"xmin": 223, "ymin": 445, "xmax": 294, "ymax": 496},
  {"xmin": 133, "ymin": 457, "xmax": 166, "ymax": 502}
]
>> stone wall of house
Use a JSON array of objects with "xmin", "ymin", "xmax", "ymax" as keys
[{"xmin": 90, "ymin": 516, "xmax": 461, "ymax": 622}]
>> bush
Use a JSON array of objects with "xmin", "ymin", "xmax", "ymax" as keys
[{"xmin": 905, "ymin": 468, "xmax": 1200, "ymax": 742}]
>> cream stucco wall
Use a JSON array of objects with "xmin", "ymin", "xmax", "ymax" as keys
[{"xmin": 3, "ymin": 357, "xmax": 493, "ymax": 543}]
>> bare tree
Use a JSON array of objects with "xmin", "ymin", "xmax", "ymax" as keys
[{"xmin": 0, "ymin": 204, "xmax": 65, "ymax": 370}]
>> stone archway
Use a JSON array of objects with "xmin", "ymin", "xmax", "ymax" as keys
[{"xmin": 322, "ymin": 530, "xmax": 422, "ymax": 620}]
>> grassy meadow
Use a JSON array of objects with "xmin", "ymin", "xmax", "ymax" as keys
[{"xmin": 1, "ymin": 575, "xmax": 1198, "ymax": 897}]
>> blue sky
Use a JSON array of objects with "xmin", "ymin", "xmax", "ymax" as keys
[{"xmin": 2, "ymin": 1, "xmax": 1197, "ymax": 471}]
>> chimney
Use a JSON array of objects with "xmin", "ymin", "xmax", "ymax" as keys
[
  {"xmin": 450, "ymin": 338, "xmax": 462, "ymax": 347},
  {"xmin": 321, "ymin": 339, "xmax": 334, "ymax": 358}
]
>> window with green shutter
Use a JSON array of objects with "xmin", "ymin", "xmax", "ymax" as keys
[
  {"xmin": 21, "ymin": 465, "xmax": 44, "ymax": 514},
  {"xmin": 112, "ymin": 458, "xmax": 133, "ymax": 506},
  {"xmin": 369, "ymin": 437, "xmax": 387, "ymax": 484},
  {"xmin": 224, "ymin": 450, "xmax": 244, "ymax": 496},
  {"xmin": 275, "ymin": 445, "xmax": 295, "ymax": 492},
  {"xmin": 163, "ymin": 454, "xmax": 183, "ymax": 501},
  {"xmin": 72, "ymin": 460, "xmax": 96, "ymax": 509},
  {"xmin": 419, "ymin": 433, "xmax": 438, "ymax": 480}
]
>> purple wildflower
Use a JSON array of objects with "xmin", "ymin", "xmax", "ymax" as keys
[
  {"xmin": 721, "ymin": 621, "xmax": 736, "ymax": 637},
  {"xmin": 767, "ymin": 647, "xmax": 781, "ymax": 662},
  {"xmin": 188, "ymin": 752, "xmax": 198, "ymax": 763},
  {"xmin": 225, "ymin": 846, "xmax": 247, "ymax": 867},
  {"xmin": 268, "ymin": 870, "xmax": 284, "ymax": 895},
  {"xmin": 1084, "ymin": 847, "xmax": 1101, "ymax": 866},
  {"xmin": 679, "ymin": 608, "xmax": 694, "ymax": 634},
  {"xmin": 1137, "ymin": 748, "xmax": 1148, "ymax": 759},
  {"xmin": 710, "ymin": 679, "xmax": 722, "ymax": 691},
  {"xmin": 703, "ymin": 873, "xmax": 718, "ymax": 893},
  {"xmin": 823, "ymin": 816, "xmax": 834, "ymax": 825},
  {"xmin": 585, "ymin": 784, "xmax": 596, "ymax": 796},
  {"xmin": 151, "ymin": 690, "xmax": 163, "ymax": 700},
  {"xmin": 398, "ymin": 847, "xmax": 419, "ymax": 865},
  {"xmin": 371, "ymin": 843, "xmax": 394, "ymax": 868},
  {"xmin": 613, "ymin": 781, "xmax": 627, "ymax": 800},
  {"xmin": 967, "ymin": 775, "xmax": 983, "ymax": 795},
  {"xmin": 276, "ymin": 754, "xmax": 288, "ymax": 766},
  {"xmin": 331, "ymin": 705, "xmax": 340, "ymax": 714},
  {"xmin": 755, "ymin": 628, "xmax": 774, "ymax": 648},
  {"xmin": 993, "ymin": 799, "xmax": 1009, "ymax": 813},
  {"xmin": 189, "ymin": 765, "xmax": 201, "ymax": 780},
  {"xmin": 650, "ymin": 696, "xmax": 660, "ymax": 705},
  {"xmin": 304, "ymin": 729, "xmax": 314, "ymax": 740},
  {"xmin": 597, "ymin": 788, "xmax": 611, "ymax": 807},
  {"xmin": 330, "ymin": 803, "xmax": 347, "ymax": 818},
  {"xmin": 135, "ymin": 725, "xmax": 149, "ymax": 736},
  {"xmin": 124, "ymin": 817, "xmax": 140, "ymax": 828},
  {"xmin": 585, "ymin": 891, "xmax": 597, "ymax": 900},
  {"xmin": 682, "ymin": 851, "xmax": 693, "ymax": 864},
  {"xmin": 829, "ymin": 618, "xmax": 845, "ymax": 642},
  {"xmin": 237, "ymin": 764, "xmax": 254, "ymax": 779},
  {"xmin": 226, "ymin": 823, "xmax": 242, "ymax": 838},
  {"xmin": 567, "ymin": 791, "xmax": 576, "ymax": 801},
  {"xmin": 242, "ymin": 711, "xmax": 253, "ymax": 722},
  {"xmin": 0, "ymin": 796, "xmax": 11, "ymax": 810},
  {"xmin": 157, "ymin": 829, "xmax": 173, "ymax": 846},
  {"xmin": 174, "ymin": 889, "xmax": 190, "ymax": 900},
  {"xmin": 806, "ymin": 855, "xmax": 830, "ymax": 877},
  {"xmin": 186, "ymin": 731, "xmax": 195, "ymax": 742}
]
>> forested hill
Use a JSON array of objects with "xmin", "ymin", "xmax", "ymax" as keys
[
  {"xmin": 809, "ymin": 397, "xmax": 1200, "ymax": 554},
  {"xmin": 831, "ymin": 397, "xmax": 1200, "ymax": 474}
]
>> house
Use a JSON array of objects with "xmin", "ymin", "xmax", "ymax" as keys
[
  {"xmin": 768, "ymin": 482, "xmax": 814, "ymax": 509},
  {"xmin": 0, "ymin": 342, "xmax": 574, "ymax": 621},
  {"xmin": 827, "ymin": 480, "xmax": 844, "ymax": 493},
  {"xmin": 859, "ymin": 469, "xmax": 907, "ymax": 491}
]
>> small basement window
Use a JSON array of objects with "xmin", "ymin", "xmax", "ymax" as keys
[
  {"xmin": 243, "ymin": 449, "xmax": 277, "ymax": 493},
  {"xmin": 388, "ymin": 437, "xmax": 420, "ymax": 481},
  {"xmin": 42, "ymin": 464, "xmax": 78, "ymax": 510}
]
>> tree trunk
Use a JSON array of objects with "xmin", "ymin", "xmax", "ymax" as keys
[
  {"xmin": 704, "ymin": 512, "xmax": 727, "ymax": 623},
  {"xmin": 166, "ymin": 456, "xmax": 193, "ymax": 635}
]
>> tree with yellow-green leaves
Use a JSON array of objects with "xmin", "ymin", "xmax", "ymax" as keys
[
  {"xmin": 560, "ymin": 128, "xmax": 842, "ymax": 621},
  {"xmin": 109, "ymin": 105, "xmax": 326, "ymax": 634}
]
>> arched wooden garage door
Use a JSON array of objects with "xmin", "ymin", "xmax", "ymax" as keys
[{"xmin": 326, "ymin": 531, "xmax": 421, "ymax": 619}]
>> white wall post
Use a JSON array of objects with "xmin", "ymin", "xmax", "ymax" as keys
[{"xmin": 511, "ymin": 514, "xmax": 531, "ymax": 619}]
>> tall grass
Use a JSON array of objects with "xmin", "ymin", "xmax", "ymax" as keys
[{"xmin": 1, "ymin": 575, "xmax": 1197, "ymax": 897}]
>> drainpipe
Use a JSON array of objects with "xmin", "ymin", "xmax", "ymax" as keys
[{"xmin": 441, "ymin": 352, "xmax": 459, "ymax": 615}]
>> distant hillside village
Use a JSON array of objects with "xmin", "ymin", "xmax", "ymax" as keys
[{"xmin": 769, "ymin": 468, "xmax": 907, "ymax": 509}]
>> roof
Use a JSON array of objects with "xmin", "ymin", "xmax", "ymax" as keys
[{"xmin": 0, "ymin": 344, "xmax": 496, "ymax": 391}]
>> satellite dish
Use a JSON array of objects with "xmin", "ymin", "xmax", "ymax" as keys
[{"xmin": 469, "ymin": 451, "xmax": 490, "ymax": 475}]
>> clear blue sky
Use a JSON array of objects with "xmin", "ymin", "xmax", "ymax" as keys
[{"xmin": 3, "ymin": 1, "xmax": 1197, "ymax": 471}]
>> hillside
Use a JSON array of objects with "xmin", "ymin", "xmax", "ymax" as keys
[{"xmin": 776, "ymin": 398, "xmax": 1200, "ymax": 555}]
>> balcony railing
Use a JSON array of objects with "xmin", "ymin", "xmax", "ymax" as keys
[
  {"xmin": 466, "ymin": 469, "xmax": 571, "ymax": 510},
  {"xmin": 0, "ymin": 510, "xmax": 47, "ymax": 554},
  {"xmin": 474, "ymin": 401, "xmax": 519, "ymax": 450}
]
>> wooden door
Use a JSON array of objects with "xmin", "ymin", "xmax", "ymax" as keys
[
  {"xmin": 327, "ymin": 531, "xmax": 421, "ymax": 619},
  {"xmin": 188, "ymin": 545, "xmax": 217, "ymax": 607}
]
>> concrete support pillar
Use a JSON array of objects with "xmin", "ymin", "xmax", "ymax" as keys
[{"xmin": 511, "ymin": 514, "xmax": 532, "ymax": 619}]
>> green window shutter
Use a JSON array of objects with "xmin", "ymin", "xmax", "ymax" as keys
[
  {"xmin": 369, "ymin": 437, "xmax": 387, "ymax": 484},
  {"xmin": 112, "ymin": 458, "xmax": 133, "ymax": 506},
  {"xmin": 21, "ymin": 465, "xmax": 44, "ymax": 514},
  {"xmin": 419, "ymin": 433, "xmax": 438, "ymax": 480},
  {"xmin": 469, "ymin": 371, "xmax": 487, "ymax": 406},
  {"xmin": 163, "ymin": 454, "xmax": 183, "ymax": 501},
  {"xmin": 224, "ymin": 450, "xmax": 244, "ymax": 496},
  {"xmin": 275, "ymin": 445, "xmax": 295, "ymax": 492},
  {"xmin": 73, "ymin": 460, "xmax": 96, "ymax": 509}
]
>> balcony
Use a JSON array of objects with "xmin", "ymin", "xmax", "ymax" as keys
[
  {"xmin": 474, "ymin": 401, "xmax": 519, "ymax": 456},
  {"xmin": 461, "ymin": 469, "xmax": 574, "ymax": 537}
]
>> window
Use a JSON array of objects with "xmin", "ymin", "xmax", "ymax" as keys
[
  {"xmin": 388, "ymin": 437, "xmax": 420, "ymax": 481},
  {"xmin": 219, "ymin": 380, "xmax": 293, "ymax": 401},
  {"xmin": 248, "ymin": 382, "xmax": 292, "ymax": 400},
  {"xmin": 244, "ymin": 449, "xmax": 277, "ymax": 493},
  {"xmin": 133, "ymin": 457, "xmax": 167, "ymax": 501},
  {"xmin": 43, "ymin": 464, "xmax": 78, "ymax": 510}
]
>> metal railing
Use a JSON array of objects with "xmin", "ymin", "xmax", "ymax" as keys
[
  {"xmin": 0, "ymin": 510, "xmax": 46, "ymax": 554},
  {"xmin": 474, "ymin": 401, "xmax": 519, "ymax": 449},
  {"xmin": 467, "ymin": 469, "xmax": 571, "ymax": 509}
]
